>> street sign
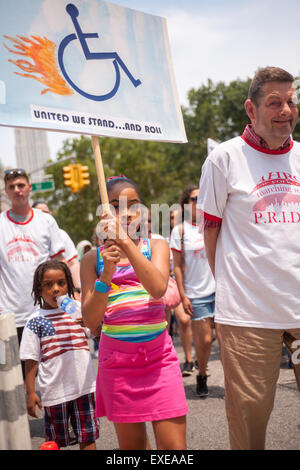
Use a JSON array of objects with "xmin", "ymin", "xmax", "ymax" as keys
[{"xmin": 31, "ymin": 180, "xmax": 55, "ymax": 193}]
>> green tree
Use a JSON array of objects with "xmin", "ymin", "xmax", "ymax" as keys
[
  {"xmin": 165, "ymin": 76, "xmax": 300, "ymax": 188},
  {"xmin": 32, "ymin": 136, "xmax": 98, "ymax": 245},
  {"xmin": 170, "ymin": 78, "xmax": 252, "ymax": 185},
  {"xmin": 32, "ymin": 135, "xmax": 179, "ymax": 243}
]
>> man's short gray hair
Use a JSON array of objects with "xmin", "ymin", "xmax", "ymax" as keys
[{"xmin": 248, "ymin": 66, "xmax": 295, "ymax": 105}]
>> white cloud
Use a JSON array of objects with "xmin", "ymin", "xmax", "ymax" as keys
[
  {"xmin": 29, "ymin": 0, "xmax": 69, "ymax": 35},
  {"xmin": 165, "ymin": 1, "xmax": 300, "ymax": 104}
]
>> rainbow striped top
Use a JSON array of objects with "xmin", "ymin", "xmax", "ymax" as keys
[{"xmin": 96, "ymin": 238, "xmax": 167, "ymax": 343}]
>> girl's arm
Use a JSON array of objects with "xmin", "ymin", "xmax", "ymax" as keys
[
  {"xmin": 80, "ymin": 244, "xmax": 120, "ymax": 332},
  {"xmin": 120, "ymin": 237, "xmax": 169, "ymax": 299}
]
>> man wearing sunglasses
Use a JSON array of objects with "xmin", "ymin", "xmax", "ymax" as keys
[
  {"xmin": 198, "ymin": 67, "xmax": 300, "ymax": 450},
  {"xmin": 0, "ymin": 169, "xmax": 65, "ymax": 376}
]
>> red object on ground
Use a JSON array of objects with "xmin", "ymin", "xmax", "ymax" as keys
[{"xmin": 40, "ymin": 441, "xmax": 60, "ymax": 450}]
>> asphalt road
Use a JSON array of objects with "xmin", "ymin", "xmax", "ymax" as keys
[{"xmin": 28, "ymin": 332, "xmax": 300, "ymax": 451}]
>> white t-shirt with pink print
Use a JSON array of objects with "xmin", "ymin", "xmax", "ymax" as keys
[
  {"xmin": 198, "ymin": 136, "xmax": 300, "ymax": 329},
  {"xmin": 170, "ymin": 220, "xmax": 215, "ymax": 299},
  {"xmin": 0, "ymin": 208, "xmax": 65, "ymax": 327}
]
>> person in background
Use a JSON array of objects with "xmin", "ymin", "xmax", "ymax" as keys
[
  {"xmin": 170, "ymin": 185, "xmax": 221, "ymax": 397},
  {"xmin": 148, "ymin": 205, "xmax": 194, "ymax": 370},
  {"xmin": 168, "ymin": 200, "xmax": 195, "ymax": 378},
  {"xmin": 0, "ymin": 170, "xmax": 65, "ymax": 377},
  {"xmin": 32, "ymin": 200, "xmax": 81, "ymax": 295},
  {"xmin": 77, "ymin": 240, "xmax": 93, "ymax": 262},
  {"xmin": 166, "ymin": 210, "xmax": 180, "ymax": 337},
  {"xmin": 147, "ymin": 208, "xmax": 174, "ymax": 334},
  {"xmin": 198, "ymin": 67, "xmax": 300, "ymax": 449}
]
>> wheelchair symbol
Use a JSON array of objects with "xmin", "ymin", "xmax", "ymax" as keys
[{"xmin": 58, "ymin": 3, "xmax": 142, "ymax": 101}]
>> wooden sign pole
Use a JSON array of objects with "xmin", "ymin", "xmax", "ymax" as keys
[{"xmin": 91, "ymin": 135, "xmax": 110, "ymax": 213}]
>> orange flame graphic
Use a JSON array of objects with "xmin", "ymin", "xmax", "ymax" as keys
[{"xmin": 3, "ymin": 35, "xmax": 73, "ymax": 96}]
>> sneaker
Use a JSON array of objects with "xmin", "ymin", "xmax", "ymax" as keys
[
  {"xmin": 182, "ymin": 361, "xmax": 194, "ymax": 377},
  {"xmin": 196, "ymin": 374, "xmax": 209, "ymax": 398}
]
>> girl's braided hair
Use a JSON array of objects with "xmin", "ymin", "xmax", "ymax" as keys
[
  {"xmin": 32, "ymin": 259, "xmax": 75, "ymax": 308},
  {"xmin": 99, "ymin": 175, "xmax": 143, "ymax": 204}
]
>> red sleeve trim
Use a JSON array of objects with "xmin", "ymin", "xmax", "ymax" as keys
[
  {"xmin": 67, "ymin": 254, "xmax": 78, "ymax": 263},
  {"xmin": 204, "ymin": 212, "xmax": 222, "ymax": 222},
  {"xmin": 50, "ymin": 249, "xmax": 65, "ymax": 259},
  {"xmin": 171, "ymin": 248, "xmax": 182, "ymax": 253}
]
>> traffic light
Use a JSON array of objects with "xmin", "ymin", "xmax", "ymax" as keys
[
  {"xmin": 62, "ymin": 164, "xmax": 90, "ymax": 193},
  {"xmin": 78, "ymin": 165, "xmax": 90, "ymax": 190},
  {"xmin": 63, "ymin": 165, "xmax": 74, "ymax": 190},
  {"xmin": 71, "ymin": 164, "xmax": 81, "ymax": 193}
]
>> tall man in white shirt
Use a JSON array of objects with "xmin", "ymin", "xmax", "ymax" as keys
[
  {"xmin": 32, "ymin": 200, "xmax": 81, "ymax": 293},
  {"xmin": 198, "ymin": 67, "xmax": 300, "ymax": 450},
  {"xmin": 0, "ymin": 169, "xmax": 66, "ymax": 376}
]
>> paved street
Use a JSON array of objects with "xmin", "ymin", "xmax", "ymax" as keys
[{"xmin": 29, "ymin": 332, "xmax": 300, "ymax": 451}]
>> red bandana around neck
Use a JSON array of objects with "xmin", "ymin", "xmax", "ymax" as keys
[{"xmin": 242, "ymin": 124, "xmax": 292, "ymax": 151}]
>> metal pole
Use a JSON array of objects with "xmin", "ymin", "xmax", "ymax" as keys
[
  {"xmin": 28, "ymin": 155, "xmax": 76, "ymax": 176},
  {"xmin": 0, "ymin": 314, "xmax": 31, "ymax": 450}
]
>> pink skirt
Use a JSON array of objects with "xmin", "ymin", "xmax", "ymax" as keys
[{"xmin": 96, "ymin": 330, "xmax": 188, "ymax": 423}]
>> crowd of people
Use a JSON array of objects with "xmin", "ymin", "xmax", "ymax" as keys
[{"xmin": 0, "ymin": 66, "xmax": 299, "ymax": 451}]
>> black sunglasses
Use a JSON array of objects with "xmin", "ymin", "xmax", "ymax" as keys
[
  {"xmin": 189, "ymin": 196, "xmax": 198, "ymax": 202},
  {"xmin": 4, "ymin": 168, "xmax": 29, "ymax": 181}
]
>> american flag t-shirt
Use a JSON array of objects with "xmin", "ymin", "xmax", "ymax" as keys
[
  {"xmin": 20, "ymin": 307, "xmax": 96, "ymax": 407},
  {"xmin": 26, "ymin": 311, "xmax": 90, "ymax": 363}
]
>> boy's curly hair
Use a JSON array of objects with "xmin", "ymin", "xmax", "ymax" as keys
[{"xmin": 32, "ymin": 259, "xmax": 75, "ymax": 308}]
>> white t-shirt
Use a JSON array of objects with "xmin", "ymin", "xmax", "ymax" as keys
[
  {"xmin": 0, "ymin": 209, "xmax": 65, "ymax": 327},
  {"xmin": 19, "ymin": 306, "xmax": 96, "ymax": 407},
  {"xmin": 169, "ymin": 221, "xmax": 215, "ymax": 298},
  {"xmin": 59, "ymin": 229, "xmax": 78, "ymax": 262},
  {"xmin": 198, "ymin": 136, "xmax": 300, "ymax": 329},
  {"xmin": 32, "ymin": 210, "xmax": 77, "ymax": 263}
]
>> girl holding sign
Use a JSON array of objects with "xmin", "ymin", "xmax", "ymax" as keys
[{"xmin": 80, "ymin": 176, "xmax": 188, "ymax": 450}]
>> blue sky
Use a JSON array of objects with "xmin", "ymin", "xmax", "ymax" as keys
[{"xmin": 1, "ymin": 0, "xmax": 300, "ymax": 167}]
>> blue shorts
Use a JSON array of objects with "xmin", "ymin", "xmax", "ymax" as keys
[{"xmin": 189, "ymin": 294, "xmax": 215, "ymax": 321}]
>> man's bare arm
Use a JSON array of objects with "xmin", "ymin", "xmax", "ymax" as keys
[{"xmin": 204, "ymin": 225, "xmax": 221, "ymax": 278}]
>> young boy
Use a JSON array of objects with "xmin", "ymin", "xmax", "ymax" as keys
[{"xmin": 20, "ymin": 259, "xmax": 99, "ymax": 449}]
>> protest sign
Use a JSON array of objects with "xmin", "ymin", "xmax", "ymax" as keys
[
  {"xmin": 0, "ymin": 0, "xmax": 186, "ymax": 143},
  {"xmin": 0, "ymin": 0, "xmax": 187, "ymax": 203}
]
